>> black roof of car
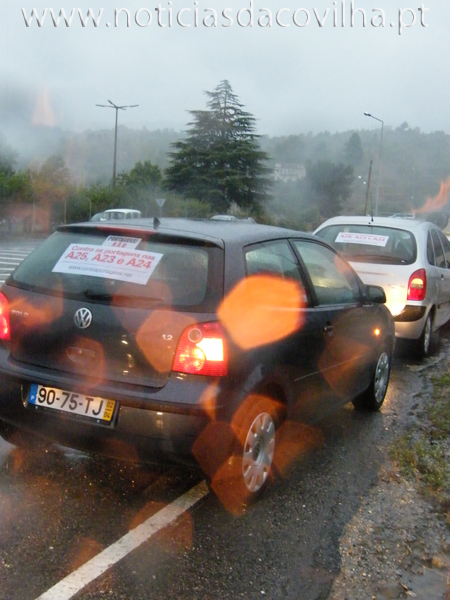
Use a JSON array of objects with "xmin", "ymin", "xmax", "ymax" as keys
[{"xmin": 59, "ymin": 218, "xmax": 315, "ymax": 247}]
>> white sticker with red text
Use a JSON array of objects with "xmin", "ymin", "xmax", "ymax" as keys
[
  {"xmin": 102, "ymin": 235, "xmax": 142, "ymax": 249},
  {"xmin": 52, "ymin": 244, "xmax": 163, "ymax": 285},
  {"xmin": 335, "ymin": 232, "xmax": 389, "ymax": 247}
]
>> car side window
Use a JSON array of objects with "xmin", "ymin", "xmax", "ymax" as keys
[
  {"xmin": 431, "ymin": 229, "xmax": 446, "ymax": 269},
  {"xmin": 437, "ymin": 230, "xmax": 450, "ymax": 269},
  {"xmin": 293, "ymin": 240, "xmax": 361, "ymax": 306},
  {"xmin": 245, "ymin": 240, "xmax": 303, "ymax": 282},
  {"xmin": 427, "ymin": 233, "xmax": 436, "ymax": 266}
]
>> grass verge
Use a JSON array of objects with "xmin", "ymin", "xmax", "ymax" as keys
[{"xmin": 390, "ymin": 371, "xmax": 450, "ymax": 521}]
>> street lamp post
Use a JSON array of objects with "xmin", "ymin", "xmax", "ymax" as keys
[
  {"xmin": 96, "ymin": 100, "xmax": 138, "ymax": 186},
  {"xmin": 364, "ymin": 112, "xmax": 384, "ymax": 216}
]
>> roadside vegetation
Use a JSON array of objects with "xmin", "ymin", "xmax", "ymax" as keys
[{"xmin": 391, "ymin": 371, "xmax": 450, "ymax": 522}]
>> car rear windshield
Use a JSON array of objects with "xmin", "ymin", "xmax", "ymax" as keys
[
  {"xmin": 9, "ymin": 229, "xmax": 223, "ymax": 311},
  {"xmin": 315, "ymin": 224, "xmax": 417, "ymax": 265}
]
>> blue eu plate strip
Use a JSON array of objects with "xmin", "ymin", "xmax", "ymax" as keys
[{"xmin": 29, "ymin": 383, "xmax": 38, "ymax": 404}]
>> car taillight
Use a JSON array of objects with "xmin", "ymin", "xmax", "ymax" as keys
[
  {"xmin": 172, "ymin": 322, "xmax": 228, "ymax": 376},
  {"xmin": 0, "ymin": 292, "xmax": 10, "ymax": 341},
  {"xmin": 407, "ymin": 269, "xmax": 427, "ymax": 301}
]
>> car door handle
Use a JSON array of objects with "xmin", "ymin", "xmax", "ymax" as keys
[{"xmin": 323, "ymin": 324, "xmax": 334, "ymax": 337}]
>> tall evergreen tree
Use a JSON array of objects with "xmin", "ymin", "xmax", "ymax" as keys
[{"xmin": 164, "ymin": 80, "xmax": 271, "ymax": 214}]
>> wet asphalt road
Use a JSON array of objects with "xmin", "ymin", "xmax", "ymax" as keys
[{"xmin": 0, "ymin": 235, "xmax": 441, "ymax": 600}]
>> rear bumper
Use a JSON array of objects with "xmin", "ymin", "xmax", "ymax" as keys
[
  {"xmin": 0, "ymin": 347, "xmax": 245, "ymax": 466},
  {"xmin": 0, "ymin": 373, "xmax": 212, "ymax": 465},
  {"xmin": 394, "ymin": 305, "xmax": 426, "ymax": 323},
  {"xmin": 393, "ymin": 305, "xmax": 427, "ymax": 340}
]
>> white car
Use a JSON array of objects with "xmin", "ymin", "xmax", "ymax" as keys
[
  {"xmin": 315, "ymin": 216, "xmax": 450, "ymax": 357},
  {"xmin": 90, "ymin": 209, "xmax": 142, "ymax": 221}
]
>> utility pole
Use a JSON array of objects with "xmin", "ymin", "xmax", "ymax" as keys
[
  {"xmin": 96, "ymin": 100, "xmax": 138, "ymax": 186},
  {"xmin": 364, "ymin": 160, "xmax": 373, "ymax": 216},
  {"xmin": 364, "ymin": 112, "xmax": 384, "ymax": 216}
]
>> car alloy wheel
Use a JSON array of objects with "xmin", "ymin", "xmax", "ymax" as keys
[
  {"xmin": 203, "ymin": 395, "xmax": 284, "ymax": 513},
  {"xmin": 373, "ymin": 351, "xmax": 390, "ymax": 404},
  {"xmin": 242, "ymin": 411, "xmax": 276, "ymax": 493},
  {"xmin": 353, "ymin": 346, "xmax": 391, "ymax": 411}
]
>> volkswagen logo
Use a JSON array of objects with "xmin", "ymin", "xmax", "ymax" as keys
[{"xmin": 74, "ymin": 308, "xmax": 93, "ymax": 329}]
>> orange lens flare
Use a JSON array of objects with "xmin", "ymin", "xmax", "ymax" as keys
[
  {"xmin": 32, "ymin": 87, "xmax": 57, "ymax": 127},
  {"xmin": 192, "ymin": 393, "xmax": 324, "ymax": 515},
  {"xmin": 135, "ymin": 310, "xmax": 195, "ymax": 373},
  {"xmin": 319, "ymin": 336, "xmax": 371, "ymax": 398},
  {"xmin": 9, "ymin": 295, "xmax": 63, "ymax": 330},
  {"xmin": 273, "ymin": 421, "xmax": 324, "ymax": 477},
  {"xmin": 217, "ymin": 275, "xmax": 306, "ymax": 350},
  {"xmin": 416, "ymin": 177, "xmax": 450, "ymax": 215}
]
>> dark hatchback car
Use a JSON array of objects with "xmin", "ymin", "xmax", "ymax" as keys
[{"xmin": 0, "ymin": 219, "xmax": 394, "ymax": 510}]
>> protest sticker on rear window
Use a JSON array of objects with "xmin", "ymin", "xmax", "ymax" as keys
[
  {"xmin": 52, "ymin": 244, "xmax": 163, "ymax": 285},
  {"xmin": 102, "ymin": 236, "xmax": 142, "ymax": 249},
  {"xmin": 335, "ymin": 232, "xmax": 389, "ymax": 247}
]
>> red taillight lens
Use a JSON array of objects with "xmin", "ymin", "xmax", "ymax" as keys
[
  {"xmin": 407, "ymin": 269, "xmax": 427, "ymax": 301},
  {"xmin": 0, "ymin": 292, "xmax": 11, "ymax": 341},
  {"xmin": 172, "ymin": 322, "xmax": 228, "ymax": 376}
]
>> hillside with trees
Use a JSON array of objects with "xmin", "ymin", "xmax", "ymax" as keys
[
  {"xmin": 262, "ymin": 124, "xmax": 450, "ymax": 229},
  {"xmin": 2, "ymin": 86, "xmax": 450, "ymax": 234}
]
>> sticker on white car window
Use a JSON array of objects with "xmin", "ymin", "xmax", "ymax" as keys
[
  {"xmin": 52, "ymin": 244, "xmax": 163, "ymax": 285},
  {"xmin": 335, "ymin": 232, "xmax": 389, "ymax": 247}
]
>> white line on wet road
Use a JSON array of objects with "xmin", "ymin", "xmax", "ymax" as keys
[{"xmin": 35, "ymin": 481, "xmax": 209, "ymax": 600}]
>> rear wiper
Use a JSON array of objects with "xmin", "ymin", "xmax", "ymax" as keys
[
  {"xmin": 347, "ymin": 254, "xmax": 407, "ymax": 264},
  {"xmin": 83, "ymin": 289, "xmax": 166, "ymax": 305},
  {"xmin": 83, "ymin": 289, "xmax": 113, "ymax": 301}
]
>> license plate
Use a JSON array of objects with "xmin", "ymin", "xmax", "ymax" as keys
[{"xmin": 28, "ymin": 384, "xmax": 116, "ymax": 424}]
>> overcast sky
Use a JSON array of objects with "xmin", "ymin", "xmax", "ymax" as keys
[{"xmin": 1, "ymin": 0, "xmax": 448, "ymax": 144}]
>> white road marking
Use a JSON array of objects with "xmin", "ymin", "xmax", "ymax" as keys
[
  {"xmin": 0, "ymin": 245, "xmax": 40, "ymax": 284},
  {"xmin": 35, "ymin": 480, "xmax": 209, "ymax": 600},
  {"xmin": 0, "ymin": 257, "xmax": 29, "ymax": 262}
]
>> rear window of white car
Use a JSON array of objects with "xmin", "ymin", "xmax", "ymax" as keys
[
  {"xmin": 316, "ymin": 225, "xmax": 416, "ymax": 265},
  {"xmin": 10, "ymin": 230, "xmax": 223, "ymax": 310}
]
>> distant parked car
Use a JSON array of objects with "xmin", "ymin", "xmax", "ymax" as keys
[
  {"xmin": 210, "ymin": 215, "xmax": 256, "ymax": 223},
  {"xmin": 0, "ymin": 218, "xmax": 394, "ymax": 509},
  {"xmin": 315, "ymin": 215, "xmax": 450, "ymax": 357},
  {"xmin": 89, "ymin": 212, "xmax": 106, "ymax": 222},
  {"xmin": 91, "ymin": 209, "xmax": 142, "ymax": 221}
]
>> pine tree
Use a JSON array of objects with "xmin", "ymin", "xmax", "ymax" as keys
[{"xmin": 165, "ymin": 80, "xmax": 271, "ymax": 214}]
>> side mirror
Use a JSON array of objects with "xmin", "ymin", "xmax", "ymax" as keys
[{"xmin": 365, "ymin": 285, "xmax": 386, "ymax": 304}]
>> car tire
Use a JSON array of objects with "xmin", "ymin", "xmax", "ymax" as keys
[
  {"xmin": 208, "ymin": 395, "xmax": 284, "ymax": 512},
  {"xmin": 353, "ymin": 347, "xmax": 391, "ymax": 411},
  {"xmin": 415, "ymin": 312, "xmax": 433, "ymax": 358},
  {"xmin": 0, "ymin": 420, "xmax": 51, "ymax": 450}
]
